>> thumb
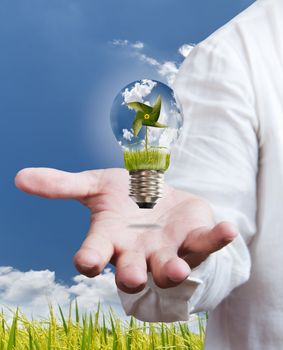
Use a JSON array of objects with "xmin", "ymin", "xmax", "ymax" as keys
[
  {"xmin": 14, "ymin": 167, "xmax": 125, "ymax": 200},
  {"xmin": 180, "ymin": 221, "xmax": 239, "ymax": 257}
]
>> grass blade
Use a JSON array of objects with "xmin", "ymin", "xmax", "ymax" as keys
[
  {"xmin": 58, "ymin": 305, "xmax": 68, "ymax": 336},
  {"xmin": 7, "ymin": 309, "xmax": 18, "ymax": 350}
]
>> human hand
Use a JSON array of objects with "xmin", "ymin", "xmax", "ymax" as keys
[{"xmin": 15, "ymin": 167, "xmax": 238, "ymax": 293}]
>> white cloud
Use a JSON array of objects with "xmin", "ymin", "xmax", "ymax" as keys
[
  {"xmin": 157, "ymin": 61, "xmax": 179, "ymax": 86},
  {"xmin": 136, "ymin": 53, "xmax": 178, "ymax": 86},
  {"xmin": 178, "ymin": 44, "xmax": 194, "ymax": 58},
  {"xmin": 111, "ymin": 39, "xmax": 196, "ymax": 86},
  {"xmin": 122, "ymin": 79, "xmax": 157, "ymax": 104},
  {"xmin": 111, "ymin": 39, "xmax": 144, "ymax": 50},
  {"xmin": 69, "ymin": 268, "xmax": 122, "ymax": 315},
  {"xmin": 132, "ymin": 41, "xmax": 144, "ymax": 49},
  {"xmin": 122, "ymin": 128, "xmax": 134, "ymax": 141},
  {"xmin": 112, "ymin": 39, "xmax": 129, "ymax": 46},
  {"xmin": 138, "ymin": 53, "xmax": 159, "ymax": 67},
  {"xmin": 0, "ymin": 266, "xmax": 123, "ymax": 320}
]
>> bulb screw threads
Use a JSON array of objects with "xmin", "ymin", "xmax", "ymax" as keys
[{"xmin": 129, "ymin": 170, "xmax": 164, "ymax": 209}]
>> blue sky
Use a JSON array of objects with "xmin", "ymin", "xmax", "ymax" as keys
[{"xmin": 0, "ymin": 0, "xmax": 254, "ymax": 316}]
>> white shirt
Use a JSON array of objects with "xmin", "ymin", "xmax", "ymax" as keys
[{"xmin": 118, "ymin": 0, "xmax": 283, "ymax": 348}]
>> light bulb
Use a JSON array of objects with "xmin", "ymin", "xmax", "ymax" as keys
[{"xmin": 110, "ymin": 79, "xmax": 183, "ymax": 209}]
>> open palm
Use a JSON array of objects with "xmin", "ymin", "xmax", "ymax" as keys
[{"xmin": 15, "ymin": 167, "xmax": 238, "ymax": 293}]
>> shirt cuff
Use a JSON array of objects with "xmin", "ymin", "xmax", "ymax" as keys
[{"xmin": 186, "ymin": 254, "xmax": 215, "ymax": 313}]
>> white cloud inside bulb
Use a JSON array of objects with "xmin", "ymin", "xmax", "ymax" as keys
[
  {"xmin": 147, "ymin": 128, "xmax": 160, "ymax": 144},
  {"xmin": 122, "ymin": 79, "xmax": 157, "ymax": 104},
  {"xmin": 122, "ymin": 128, "xmax": 134, "ymax": 141},
  {"xmin": 159, "ymin": 128, "xmax": 179, "ymax": 148},
  {"xmin": 157, "ymin": 110, "xmax": 169, "ymax": 125},
  {"xmin": 147, "ymin": 127, "xmax": 180, "ymax": 149}
]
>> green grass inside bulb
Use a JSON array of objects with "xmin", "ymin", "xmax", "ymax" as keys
[{"xmin": 124, "ymin": 149, "xmax": 170, "ymax": 171}]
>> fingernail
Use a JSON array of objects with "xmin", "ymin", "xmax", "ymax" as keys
[
  {"xmin": 122, "ymin": 281, "xmax": 139, "ymax": 288},
  {"xmin": 168, "ymin": 276, "xmax": 187, "ymax": 283}
]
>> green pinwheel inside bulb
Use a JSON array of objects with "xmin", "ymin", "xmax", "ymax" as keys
[
  {"xmin": 123, "ymin": 95, "xmax": 170, "ymax": 172},
  {"xmin": 128, "ymin": 95, "xmax": 167, "ymax": 142}
]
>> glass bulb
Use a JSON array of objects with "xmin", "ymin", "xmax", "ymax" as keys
[{"xmin": 110, "ymin": 79, "xmax": 183, "ymax": 208}]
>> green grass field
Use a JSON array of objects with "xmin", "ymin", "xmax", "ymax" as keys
[
  {"xmin": 124, "ymin": 149, "xmax": 170, "ymax": 172},
  {"xmin": 0, "ymin": 303, "xmax": 206, "ymax": 349}
]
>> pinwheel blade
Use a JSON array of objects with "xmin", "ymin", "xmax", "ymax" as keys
[
  {"xmin": 151, "ymin": 95, "xmax": 161, "ymax": 122},
  {"xmin": 127, "ymin": 101, "xmax": 153, "ymax": 114},
  {"xmin": 153, "ymin": 122, "xmax": 167, "ymax": 128},
  {"xmin": 132, "ymin": 114, "xmax": 143, "ymax": 136}
]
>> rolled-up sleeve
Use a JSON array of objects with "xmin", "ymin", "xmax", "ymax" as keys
[{"xmin": 118, "ymin": 36, "xmax": 259, "ymax": 322}]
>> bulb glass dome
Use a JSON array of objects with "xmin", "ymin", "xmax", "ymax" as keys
[{"xmin": 110, "ymin": 79, "xmax": 183, "ymax": 172}]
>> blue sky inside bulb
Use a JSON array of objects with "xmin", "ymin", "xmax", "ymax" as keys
[{"xmin": 110, "ymin": 79, "xmax": 183, "ymax": 151}]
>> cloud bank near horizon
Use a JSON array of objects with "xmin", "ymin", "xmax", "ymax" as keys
[{"xmin": 0, "ymin": 266, "xmax": 123, "ymax": 320}]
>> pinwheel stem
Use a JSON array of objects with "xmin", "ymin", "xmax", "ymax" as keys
[{"xmin": 145, "ymin": 126, "xmax": 148, "ymax": 151}]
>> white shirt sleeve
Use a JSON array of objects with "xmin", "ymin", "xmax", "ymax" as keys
[{"xmin": 118, "ymin": 37, "xmax": 259, "ymax": 322}]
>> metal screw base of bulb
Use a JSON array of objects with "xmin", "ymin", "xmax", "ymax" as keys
[{"xmin": 129, "ymin": 170, "xmax": 164, "ymax": 209}]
